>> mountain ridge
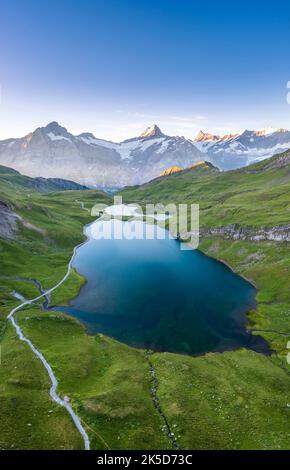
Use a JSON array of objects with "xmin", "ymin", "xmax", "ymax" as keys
[
  {"xmin": 0, "ymin": 164, "xmax": 89, "ymax": 193},
  {"xmin": 159, "ymin": 161, "xmax": 218, "ymax": 177},
  {"xmin": 120, "ymin": 148, "xmax": 290, "ymax": 230},
  {"xmin": 1, "ymin": 121, "xmax": 290, "ymax": 187},
  {"xmin": 193, "ymin": 127, "xmax": 290, "ymax": 169},
  {"xmin": 0, "ymin": 122, "xmax": 204, "ymax": 188}
]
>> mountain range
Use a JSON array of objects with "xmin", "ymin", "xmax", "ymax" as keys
[
  {"xmin": 193, "ymin": 127, "xmax": 290, "ymax": 169},
  {"xmin": 1, "ymin": 121, "xmax": 290, "ymax": 188}
]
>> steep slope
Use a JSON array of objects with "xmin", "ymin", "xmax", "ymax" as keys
[
  {"xmin": 2, "ymin": 122, "xmax": 290, "ymax": 188},
  {"xmin": 120, "ymin": 149, "xmax": 290, "ymax": 229},
  {"xmin": 193, "ymin": 127, "xmax": 290, "ymax": 170},
  {"xmin": 159, "ymin": 166, "xmax": 183, "ymax": 176},
  {"xmin": 187, "ymin": 161, "xmax": 217, "ymax": 171},
  {"xmin": 1, "ymin": 149, "xmax": 290, "ymax": 450},
  {"xmin": 0, "ymin": 165, "xmax": 88, "ymax": 193},
  {"xmin": 157, "ymin": 161, "xmax": 218, "ymax": 178},
  {"xmin": 0, "ymin": 122, "xmax": 125, "ymax": 188},
  {"xmin": 120, "ymin": 148, "xmax": 290, "ymax": 385},
  {"xmin": 118, "ymin": 124, "xmax": 204, "ymax": 183},
  {"xmin": 0, "ymin": 165, "xmax": 109, "ymax": 241},
  {"xmin": 0, "ymin": 122, "xmax": 203, "ymax": 188}
]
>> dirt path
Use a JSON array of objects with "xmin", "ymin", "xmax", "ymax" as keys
[{"xmin": 6, "ymin": 238, "xmax": 91, "ymax": 449}]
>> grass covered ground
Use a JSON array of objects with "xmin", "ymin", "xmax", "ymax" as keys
[
  {"xmin": 0, "ymin": 321, "xmax": 83, "ymax": 450},
  {"xmin": 118, "ymin": 151, "xmax": 290, "ymax": 449},
  {"xmin": 120, "ymin": 151, "xmax": 290, "ymax": 228},
  {"xmin": 198, "ymin": 238, "xmax": 290, "ymax": 356},
  {"xmin": 0, "ymin": 171, "xmax": 113, "ymax": 449},
  {"xmin": 120, "ymin": 152, "xmax": 290, "ymax": 357},
  {"xmin": 0, "ymin": 180, "xmax": 111, "ymax": 312},
  {"xmin": 0, "ymin": 156, "xmax": 290, "ymax": 450},
  {"xmin": 151, "ymin": 348, "xmax": 290, "ymax": 450},
  {"xmin": 13, "ymin": 302, "xmax": 290, "ymax": 450},
  {"xmin": 16, "ymin": 307, "xmax": 170, "ymax": 450}
]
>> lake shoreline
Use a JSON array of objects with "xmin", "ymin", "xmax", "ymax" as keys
[{"xmin": 53, "ymin": 207, "xmax": 270, "ymax": 357}]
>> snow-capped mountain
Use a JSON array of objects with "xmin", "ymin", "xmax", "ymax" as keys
[
  {"xmin": 193, "ymin": 127, "xmax": 290, "ymax": 169},
  {"xmin": 0, "ymin": 122, "xmax": 203, "ymax": 188},
  {"xmin": 1, "ymin": 122, "xmax": 289, "ymax": 188}
]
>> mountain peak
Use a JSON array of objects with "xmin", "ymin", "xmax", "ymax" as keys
[
  {"xmin": 140, "ymin": 124, "xmax": 164, "ymax": 139},
  {"xmin": 78, "ymin": 132, "xmax": 96, "ymax": 139},
  {"xmin": 194, "ymin": 130, "xmax": 220, "ymax": 142},
  {"xmin": 43, "ymin": 121, "xmax": 69, "ymax": 135},
  {"xmin": 255, "ymin": 127, "xmax": 288, "ymax": 137}
]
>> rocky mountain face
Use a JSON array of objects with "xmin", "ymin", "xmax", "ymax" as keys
[
  {"xmin": 0, "ymin": 122, "xmax": 124, "ymax": 188},
  {"xmin": 1, "ymin": 122, "xmax": 290, "ymax": 188},
  {"xmin": 193, "ymin": 127, "xmax": 290, "ymax": 170},
  {"xmin": 0, "ymin": 166, "xmax": 91, "ymax": 240},
  {"xmin": 159, "ymin": 166, "xmax": 183, "ymax": 176},
  {"xmin": 0, "ymin": 200, "xmax": 20, "ymax": 239},
  {"xmin": 0, "ymin": 122, "xmax": 203, "ymax": 188},
  {"xmin": 199, "ymin": 223, "xmax": 290, "ymax": 242},
  {"xmin": 254, "ymin": 148, "xmax": 290, "ymax": 171}
]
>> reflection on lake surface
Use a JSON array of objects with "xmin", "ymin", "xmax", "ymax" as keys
[{"xmin": 56, "ymin": 215, "xmax": 269, "ymax": 356}]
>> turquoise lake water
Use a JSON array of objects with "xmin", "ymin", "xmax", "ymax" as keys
[{"xmin": 56, "ymin": 218, "xmax": 269, "ymax": 356}]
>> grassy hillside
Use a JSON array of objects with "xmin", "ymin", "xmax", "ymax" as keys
[
  {"xmin": 0, "ymin": 165, "xmax": 87, "ymax": 194},
  {"xmin": 120, "ymin": 151, "xmax": 290, "ymax": 228},
  {"xmin": 120, "ymin": 152, "xmax": 290, "ymax": 354},
  {"xmin": 0, "ymin": 168, "xmax": 113, "ymax": 449},
  {"xmin": 118, "ymin": 151, "xmax": 290, "ymax": 448},
  {"xmin": 14, "ymin": 304, "xmax": 290, "ymax": 450},
  {"xmin": 1, "ymin": 159, "xmax": 290, "ymax": 450},
  {"xmin": 16, "ymin": 307, "xmax": 170, "ymax": 450},
  {"xmin": 0, "ymin": 167, "xmax": 177, "ymax": 450}
]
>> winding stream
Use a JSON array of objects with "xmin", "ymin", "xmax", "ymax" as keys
[{"xmin": 7, "ymin": 240, "xmax": 91, "ymax": 450}]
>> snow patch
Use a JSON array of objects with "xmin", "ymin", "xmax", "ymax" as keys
[
  {"xmin": 47, "ymin": 132, "xmax": 71, "ymax": 143},
  {"xmin": 79, "ymin": 136, "xmax": 117, "ymax": 150},
  {"xmin": 233, "ymin": 141, "xmax": 290, "ymax": 156},
  {"xmin": 255, "ymin": 127, "xmax": 284, "ymax": 136},
  {"xmin": 117, "ymin": 137, "xmax": 166, "ymax": 160},
  {"xmin": 156, "ymin": 139, "xmax": 170, "ymax": 154}
]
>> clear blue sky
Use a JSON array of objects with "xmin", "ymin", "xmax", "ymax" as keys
[{"xmin": 1, "ymin": 0, "xmax": 290, "ymax": 140}]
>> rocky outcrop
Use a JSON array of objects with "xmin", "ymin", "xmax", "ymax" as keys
[
  {"xmin": 260, "ymin": 150, "xmax": 290, "ymax": 170},
  {"xmin": 159, "ymin": 166, "xmax": 183, "ymax": 176},
  {"xmin": 0, "ymin": 200, "xmax": 47, "ymax": 240},
  {"xmin": 159, "ymin": 161, "xmax": 218, "ymax": 178},
  {"xmin": 193, "ymin": 128, "xmax": 290, "ymax": 170},
  {"xmin": 0, "ymin": 122, "xmax": 204, "ymax": 188},
  {"xmin": 0, "ymin": 201, "xmax": 20, "ymax": 238},
  {"xmin": 200, "ymin": 223, "xmax": 290, "ymax": 242}
]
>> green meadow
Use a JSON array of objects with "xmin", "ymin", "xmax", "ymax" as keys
[{"xmin": 0, "ymin": 152, "xmax": 290, "ymax": 449}]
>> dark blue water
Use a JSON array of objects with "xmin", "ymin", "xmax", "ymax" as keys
[{"xmin": 56, "ymin": 220, "xmax": 269, "ymax": 356}]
